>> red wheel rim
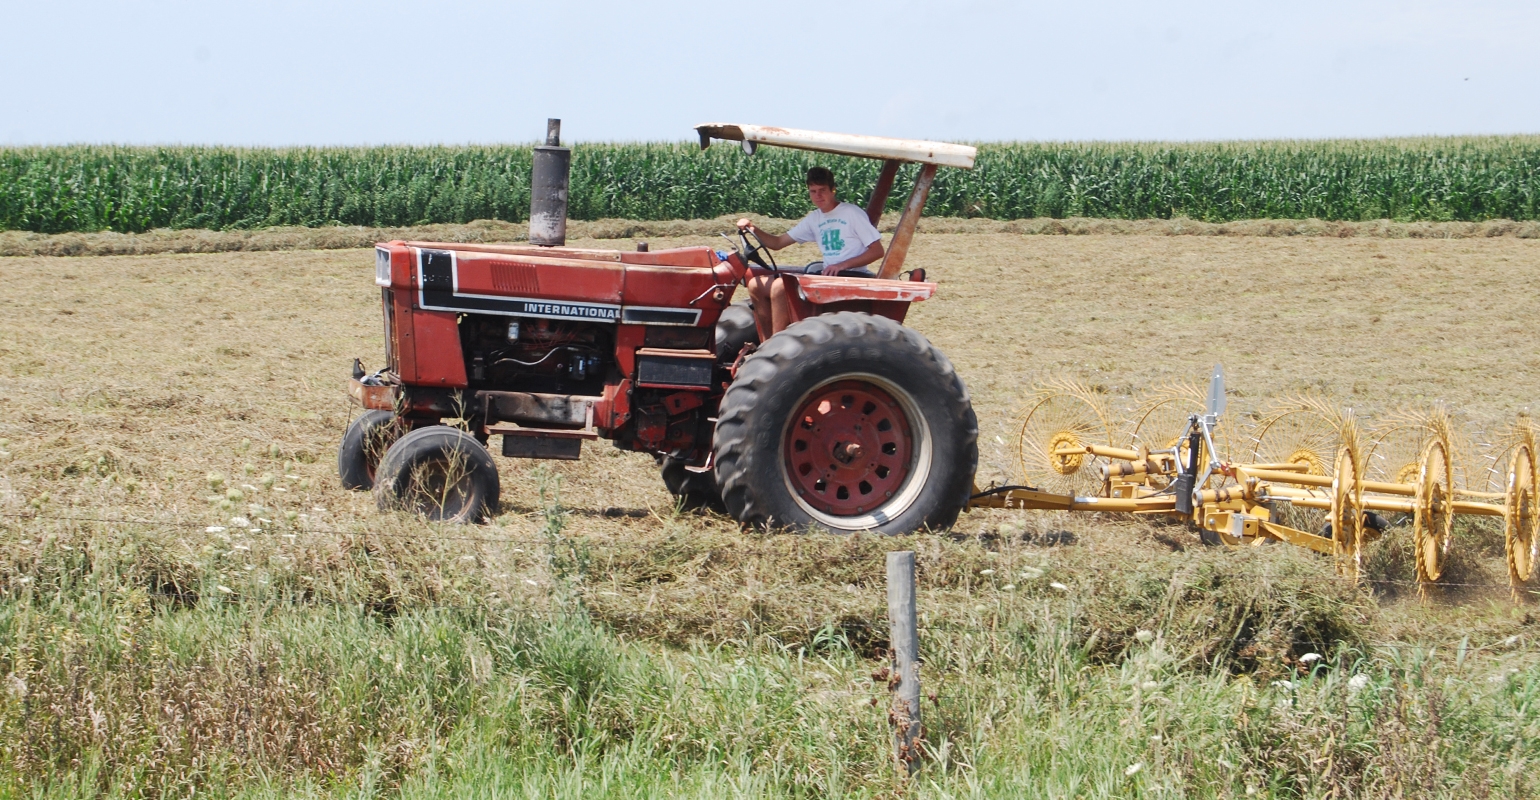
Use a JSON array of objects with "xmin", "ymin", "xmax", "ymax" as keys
[{"xmin": 783, "ymin": 380, "xmax": 915, "ymax": 518}]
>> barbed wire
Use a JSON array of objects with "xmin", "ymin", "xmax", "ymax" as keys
[
  {"xmin": 0, "ymin": 509, "xmax": 558, "ymax": 545},
  {"xmin": 5, "ymin": 510, "xmax": 1540, "ymax": 618}
]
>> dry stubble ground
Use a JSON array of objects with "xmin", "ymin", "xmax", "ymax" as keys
[{"xmin": 3, "ymin": 231, "xmax": 1540, "ymax": 793}]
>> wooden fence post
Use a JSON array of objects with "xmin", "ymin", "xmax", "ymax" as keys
[{"xmin": 887, "ymin": 550, "xmax": 921, "ymax": 775}]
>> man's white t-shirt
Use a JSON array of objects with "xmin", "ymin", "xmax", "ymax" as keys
[{"xmin": 786, "ymin": 202, "xmax": 882, "ymax": 270}]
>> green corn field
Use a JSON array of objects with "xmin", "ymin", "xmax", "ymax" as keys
[{"xmin": 2, "ymin": 136, "xmax": 1538, "ymax": 233}]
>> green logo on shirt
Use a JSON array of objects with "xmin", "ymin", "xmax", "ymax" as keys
[{"xmin": 820, "ymin": 228, "xmax": 845, "ymax": 253}]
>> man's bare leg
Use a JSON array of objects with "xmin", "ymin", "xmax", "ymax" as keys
[
  {"xmin": 746, "ymin": 273, "xmax": 775, "ymax": 340},
  {"xmin": 769, "ymin": 278, "xmax": 793, "ymax": 334}
]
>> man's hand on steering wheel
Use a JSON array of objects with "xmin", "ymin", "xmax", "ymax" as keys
[{"xmin": 734, "ymin": 218, "xmax": 776, "ymax": 272}]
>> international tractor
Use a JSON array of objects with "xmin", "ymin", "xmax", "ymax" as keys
[{"xmin": 340, "ymin": 122, "xmax": 979, "ymax": 534}]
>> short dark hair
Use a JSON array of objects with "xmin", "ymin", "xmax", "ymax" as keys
[{"xmin": 806, "ymin": 167, "xmax": 836, "ymax": 189}]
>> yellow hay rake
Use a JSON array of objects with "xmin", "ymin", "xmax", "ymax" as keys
[{"xmin": 974, "ymin": 366, "xmax": 1540, "ymax": 597}]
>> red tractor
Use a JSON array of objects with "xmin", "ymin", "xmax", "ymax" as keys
[{"xmin": 340, "ymin": 123, "xmax": 979, "ymax": 534}]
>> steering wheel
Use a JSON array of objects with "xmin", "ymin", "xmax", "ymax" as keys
[{"xmin": 739, "ymin": 225, "xmax": 778, "ymax": 273}]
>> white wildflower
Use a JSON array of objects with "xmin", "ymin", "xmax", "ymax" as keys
[
  {"xmin": 1299, "ymin": 652, "xmax": 1322, "ymax": 664},
  {"xmin": 1348, "ymin": 674, "xmax": 1370, "ymax": 692},
  {"xmin": 229, "ymin": 517, "xmax": 251, "ymax": 528},
  {"xmin": 1135, "ymin": 630, "xmax": 1155, "ymax": 644},
  {"xmin": 1020, "ymin": 566, "xmax": 1044, "ymax": 579},
  {"xmin": 1140, "ymin": 680, "xmax": 1158, "ymax": 691},
  {"xmin": 1271, "ymin": 679, "xmax": 1295, "ymax": 691},
  {"xmin": 524, "ymin": 579, "xmax": 539, "ymax": 586},
  {"xmin": 205, "ymin": 526, "xmax": 226, "ymax": 533},
  {"xmin": 1124, "ymin": 762, "xmax": 1143, "ymax": 777},
  {"xmin": 216, "ymin": 585, "xmax": 233, "ymax": 594},
  {"xmin": 1050, "ymin": 582, "xmax": 1069, "ymax": 592},
  {"xmin": 979, "ymin": 569, "xmax": 996, "ymax": 576},
  {"xmin": 1001, "ymin": 584, "xmax": 1016, "ymax": 591}
]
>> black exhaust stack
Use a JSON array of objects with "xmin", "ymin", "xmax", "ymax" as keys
[{"xmin": 529, "ymin": 118, "xmax": 570, "ymax": 247}]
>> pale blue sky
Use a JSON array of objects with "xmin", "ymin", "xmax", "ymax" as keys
[{"xmin": 5, "ymin": 0, "xmax": 1538, "ymax": 145}]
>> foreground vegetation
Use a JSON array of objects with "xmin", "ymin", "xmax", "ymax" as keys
[
  {"xmin": 3, "ymin": 136, "xmax": 1538, "ymax": 233},
  {"xmin": 3, "ymin": 234, "xmax": 1540, "ymax": 796},
  {"xmin": 5, "ymin": 500, "xmax": 1538, "ymax": 798}
]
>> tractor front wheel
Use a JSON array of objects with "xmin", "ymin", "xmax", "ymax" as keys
[
  {"xmin": 716, "ymin": 301, "xmax": 760, "ymax": 364},
  {"xmin": 374, "ymin": 426, "xmax": 500, "ymax": 523},
  {"xmin": 659, "ymin": 456, "xmax": 724, "ymax": 512},
  {"xmin": 338, "ymin": 410, "xmax": 406, "ymax": 490},
  {"xmin": 714, "ymin": 312, "xmax": 977, "ymax": 534}
]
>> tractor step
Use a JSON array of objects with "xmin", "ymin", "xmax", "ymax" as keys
[{"xmin": 485, "ymin": 423, "xmax": 597, "ymax": 461}]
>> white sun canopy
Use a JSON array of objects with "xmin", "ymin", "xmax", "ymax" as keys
[{"xmin": 695, "ymin": 124, "xmax": 976, "ymax": 169}]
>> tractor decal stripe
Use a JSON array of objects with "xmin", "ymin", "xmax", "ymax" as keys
[
  {"xmin": 417, "ymin": 246, "xmax": 622, "ymax": 322},
  {"xmin": 419, "ymin": 290, "xmax": 622, "ymax": 321},
  {"xmin": 414, "ymin": 247, "xmax": 702, "ymax": 326}
]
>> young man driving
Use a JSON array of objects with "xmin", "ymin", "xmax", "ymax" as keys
[{"xmin": 737, "ymin": 167, "xmax": 884, "ymax": 338}]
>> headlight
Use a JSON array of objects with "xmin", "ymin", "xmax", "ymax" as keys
[{"xmin": 375, "ymin": 248, "xmax": 391, "ymax": 286}]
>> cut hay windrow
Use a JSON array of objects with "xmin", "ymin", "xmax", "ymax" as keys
[{"xmin": 2, "ymin": 136, "xmax": 1539, "ymax": 233}]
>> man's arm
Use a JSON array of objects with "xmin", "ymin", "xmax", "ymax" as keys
[
  {"xmin": 822, "ymin": 240, "xmax": 885, "ymax": 275},
  {"xmin": 736, "ymin": 218, "xmax": 796, "ymax": 250}
]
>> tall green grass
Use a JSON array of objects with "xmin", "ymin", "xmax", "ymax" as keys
[
  {"xmin": 3, "ymin": 137, "xmax": 1538, "ymax": 233},
  {"xmin": 4, "ymin": 506, "xmax": 1538, "ymax": 798}
]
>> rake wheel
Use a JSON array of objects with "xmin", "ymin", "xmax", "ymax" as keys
[
  {"xmin": 1475, "ymin": 417, "xmax": 1529, "ymax": 498},
  {"xmin": 1504, "ymin": 423, "xmax": 1539, "ymax": 594},
  {"xmin": 1330, "ymin": 417, "xmax": 1366, "ymax": 580},
  {"xmin": 1367, "ymin": 417, "xmax": 1434, "ymax": 488},
  {"xmin": 1127, "ymin": 383, "xmax": 1232, "ymax": 489},
  {"xmin": 1016, "ymin": 379, "xmax": 1115, "ymax": 497},
  {"xmin": 1249, "ymin": 395, "xmax": 1345, "ymax": 477},
  {"xmin": 1413, "ymin": 436, "xmax": 1455, "ymax": 587}
]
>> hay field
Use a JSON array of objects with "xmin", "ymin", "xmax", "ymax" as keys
[
  {"xmin": 3, "ymin": 232, "xmax": 1540, "ymax": 797},
  {"xmin": 6, "ymin": 232, "xmax": 1538, "ymax": 508}
]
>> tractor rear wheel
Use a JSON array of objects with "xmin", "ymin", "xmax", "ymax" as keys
[
  {"xmin": 338, "ymin": 410, "xmax": 406, "ymax": 490},
  {"xmin": 374, "ymin": 426, "xmax": 500, "ymax": 523},
  {"xmin": 714, "ymin": 312, "xmax": 977, "ymax": 534}
]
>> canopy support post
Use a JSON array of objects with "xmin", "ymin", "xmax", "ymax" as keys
[
  {"xmin": 877, "ymin": 164, "xmax": 936, "ymax": 280},
  {"xmin": 866, "ymin": 159, "xmax": 902, "ymax": 227}
]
